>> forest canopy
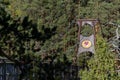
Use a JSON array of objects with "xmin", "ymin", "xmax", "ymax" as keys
[{"xmin": 0, "ymin": 0, "xmax": 120, "ymax": 80}]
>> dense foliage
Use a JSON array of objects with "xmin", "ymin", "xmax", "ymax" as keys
[
  {"xmin": 0, "ymin": 0, "xmax": 120, "ymax": 80},
  {"xmin": 80, "ymin": 35, "xmax": 118, "ymax": 79}
]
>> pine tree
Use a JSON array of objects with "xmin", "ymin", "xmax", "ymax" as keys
[{"xmin": 3, "ymin": 0, "xmax": 120, "ymax": 79}]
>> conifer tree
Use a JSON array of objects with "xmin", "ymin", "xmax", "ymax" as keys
[
  {"xmin": 2, "ymin": 0, "xmax": 120, "ymax": 79},
  {"xmin": 79, "ymin": 34, "xmax": 119, "ymax": 80}
]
